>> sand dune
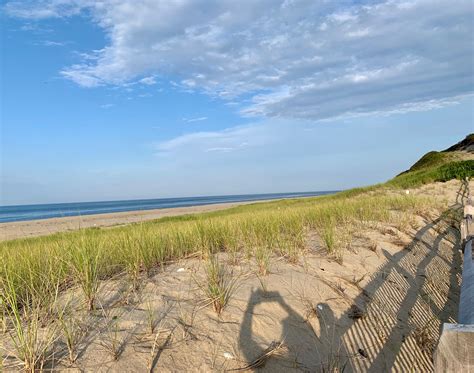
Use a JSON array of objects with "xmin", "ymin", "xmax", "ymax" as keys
[{"xmin": 1, "ymin": 180, "xmax": 468, "ymax": 371}]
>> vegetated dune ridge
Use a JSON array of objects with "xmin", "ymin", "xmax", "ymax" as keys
[{"xmin": 1, "ymin": 134, "xmax": 473, "ymax": 372}]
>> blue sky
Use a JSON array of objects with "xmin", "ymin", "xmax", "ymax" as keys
[{"xmin": 1, "ymin": 0, "xmax": 473, "ymax": 205}]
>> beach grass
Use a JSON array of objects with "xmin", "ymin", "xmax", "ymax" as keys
[
  {"xmin": 0, "ymin": 267, "xmax": 60, "ymax": 372},
  {"xmin": 201, "ymin": 255, "xmax": 239, "ymax": 315},
  {"xmin": 388, "ymin": 158, "xmax": 474, "ymax": 189},
  {"xmin": 0, "ymin": 189, "xmax": 439, "ymax": 316}
]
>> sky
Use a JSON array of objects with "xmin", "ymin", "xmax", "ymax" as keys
[{"xmin": 0, "ymin": 0, "xmax": 473, "ymax": 206}]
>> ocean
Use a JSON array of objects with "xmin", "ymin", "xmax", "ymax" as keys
[{"xmin": 0, "ymin": 191, "xmax": 337, "ymax": 223}]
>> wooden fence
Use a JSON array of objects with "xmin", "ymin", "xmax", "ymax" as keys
[{"xmin": 434, "ymin": 179, "xmax": 474, "ymax": 372}]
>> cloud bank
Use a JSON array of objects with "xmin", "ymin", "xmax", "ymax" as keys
[{"xmin": 5, "ymin": 0, "xmax": 474, "ymax": 121}]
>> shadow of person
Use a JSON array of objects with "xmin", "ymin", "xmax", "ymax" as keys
[{"xmin": 238, "ymin": 289, "xmax": 342, "ymax": 371}]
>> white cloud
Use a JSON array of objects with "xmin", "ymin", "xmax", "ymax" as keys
[
  {"xmin": 4, "ymin": 0, "xmax": 84, "ymax": 19},
  {"xmin": 205, "ymin": 147, "xmax": 234, "ymax": 153},
  {"xmin": 328, "ymin": 11, "xmax": 358, "ymax": 23},
  {"xmin": 61, "ymin": 64, "xmax": 103, "ymax": 87},
  {"xmin": 346, "ymin": 28, "xmax": 370, "ymax": 38},
  {"xmin": 5, "ymin": 0, "xmax": 474, "ymax": 121},
  {"xmin": 139, "ymin": 76, "xmax": 157, "ymax": 85},
  {"xmin": 40, "ymin": 40, "xmax": 66, "ymax": 46},
  {"xmin": 184, "ymin": 116, "xmax": 208, "ymax": 123},
  {"xmin": 149, "ymin": 103, "xmax": 473, "ymax": 196},
  {"xmin": 155, "ymin": 122, "xmax": 269, "ymax": 158}
]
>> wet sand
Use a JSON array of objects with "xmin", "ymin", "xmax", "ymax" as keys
[{"xmin": 0, "ymin": 200, "xmax": 262, "ymax": 241}]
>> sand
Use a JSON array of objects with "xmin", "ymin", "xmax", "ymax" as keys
[
  {"xmin": 0, "ymin": 180, "xmax": 469, "ymax": 372},
  {"xmin": 0, "ymin": 200, "xmax": 264, "ymax": 241}
]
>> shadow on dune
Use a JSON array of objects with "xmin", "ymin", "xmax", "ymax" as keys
[
  {"xmin": 238, "ymin": 289, "xmax": 347, "ymax": 371},
  {"xmin": 237, "ymin": 184, "xmax": 466, "ymax": 372},
  {"xmin": 336, "ymin": 207, "xmax": 463, "ymax": 371},
  {"xmin": 238, "ymin": 289, "xmax": 309, "ymax": 371}
]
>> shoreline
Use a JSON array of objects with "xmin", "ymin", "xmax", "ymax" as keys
[{"xmin": 0, "ymin": 199, "xmax": 270, "ymax": 241}]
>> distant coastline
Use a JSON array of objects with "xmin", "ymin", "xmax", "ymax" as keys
[
  {"xmin": 0, "ymin": 191, "xmax": 336, "ymax": 223},
  {"xmin": 0, "ymin": 191, "xmax": 336, "ymax": 241}
]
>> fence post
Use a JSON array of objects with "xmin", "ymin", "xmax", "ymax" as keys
[{"xmin": 434, "ymin": 180, "xmax": 474, "ymax": 372}]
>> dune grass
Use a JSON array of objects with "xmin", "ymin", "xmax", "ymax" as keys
[
  {"xmin": 0, "ymin": 268, "xmax": 60, "ymax": 372},
  {"xmin": 0, "ymin": 190, "xmax": 438, "ymax": 316},
  {"xmin": 201, "ymin": 255, "xmax": 239, "ymax": 315},
  {"xmin": 388, "ymin": 158, "xmax": 474, "ymax": 189},
  {"xmin": 401, "ymin": 151, "xmax": 452, "ymax": 173}
]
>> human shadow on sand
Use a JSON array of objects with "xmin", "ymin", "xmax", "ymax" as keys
[{"xmin": 238, "ymin": 289, "xmax": 346, "ymax": 371}]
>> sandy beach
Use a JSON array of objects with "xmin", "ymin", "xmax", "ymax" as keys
[
  {"xmin": 0, "ymin": 179, "xmax": 464, "ymax": 242},
  {"xmin": 0, "ymin": 200, "xmax": 262, "ymax": 241}
]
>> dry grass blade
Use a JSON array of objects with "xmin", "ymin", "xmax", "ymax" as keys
[
  {"xmin": 147, "ymin": 327, "xmax": 173, "ymax": 373},
  {"xmin": 254, "ymin": 246, "xmax": 271, "ymax": 276},
  {"xmin": 99, "ymin": 307, "xmax": 127, "ymax": 361},
  {"xmin": 256, "ymin": 273, "xmax": 268, "ymax": 294},
  {"xmin": 1, "ymin": 305, "xmax": 7, "ymax": 334},
  {"xmin": 411, "ymin": 317, "xmax": 437, "ymax": 354},
  {"xmin": 57, "ymin": 303, "xmax": 85, "ymax": 364},
  {"xmin": 145, "ymin": 300, "xmax": 158, "ymax": 335},
  {"xmin": 176, "ymin": 304, "xmax": 198, "ymax": 341},
  {"xmin": 228, "ymin": 341, "xmax": 286, "ymax": 372}
]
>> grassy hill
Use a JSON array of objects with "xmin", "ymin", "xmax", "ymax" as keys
[{"xmin": 387, "ymin": 134, "xmax": 474, "ymax": 188}]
